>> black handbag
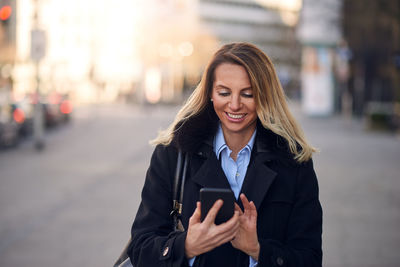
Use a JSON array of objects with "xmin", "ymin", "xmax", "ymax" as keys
[{"xmin": 113, "ymin": 151, "xmax": 188, "ymax": 267}]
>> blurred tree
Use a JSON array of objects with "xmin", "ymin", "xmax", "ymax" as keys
[{"xmin": 343, "ymin": 0, "xmax": 400, "ymax": 119}]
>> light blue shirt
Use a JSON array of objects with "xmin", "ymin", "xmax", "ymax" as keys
[
  {"xmin": 188, "ymin": 124, "xmax": 258, "ymax": 267},
  {"xmin": 213, "ymin": 124, "xmax": 256, "ymax": 200}
]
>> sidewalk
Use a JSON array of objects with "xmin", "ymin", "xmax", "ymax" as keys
[{"xmin": 291, "ymin": 102, "xmax": 400, "ymax": 267}]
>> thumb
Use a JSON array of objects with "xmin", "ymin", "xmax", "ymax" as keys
[{"xmin": 189, "ymin": 201, "xmax": 201, "ymax": 225}]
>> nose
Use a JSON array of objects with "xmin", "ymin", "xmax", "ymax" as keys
[{"xmin": 229, "ymin": 94, "xmax": 241, "ymax": 111}]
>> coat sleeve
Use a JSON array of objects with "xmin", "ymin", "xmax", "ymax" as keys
[
  {"xmin": 258, "ymin": 159, "xmax": 323, "ymax": 267},
  {"xmin": 127, "ymin": 145, "xmax": 189, "ymax": 267}
]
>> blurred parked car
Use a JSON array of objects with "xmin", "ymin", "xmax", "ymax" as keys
[
  {"xmin": 41, "ymin": 92, "xmax": 73, "ymax": 127},
  {"xmin": 58, "ymin": 94, "xmax": 73, "ymax": 122},
  {"xmin": 11, "ymin": 97, "xmax": 34, "ymax": 137},
  {"xmin": 0, "ymin": 91, "xmax": 74, "ymax": 149}
]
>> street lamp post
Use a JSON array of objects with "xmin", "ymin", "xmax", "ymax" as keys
[{"xmin": 31, "ymin": 0, "xmax": 46, "ymax": 150}]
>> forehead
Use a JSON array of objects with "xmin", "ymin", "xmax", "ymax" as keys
[{"xmin": 213, "ymin": 63, "xmax": 251, "ymax": 88}]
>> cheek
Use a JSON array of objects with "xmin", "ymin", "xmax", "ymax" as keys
[
  {"xmin": 245, "ymin": 100, "xmax": 257, "ymax": 113},
  {"xmin": 212, "ymin": 98, "xmax": 225, "ymax": 112},
  {"xmin": 213, "ymin": 102, "xmax": 225, "ymax": 117},
  {"xmin": 212, "ymin": 102, "xmax": 228, "ymax": 122},
  {"xmin": 251, "ymin": 107, "xmax": 257, "ymax": 116}
]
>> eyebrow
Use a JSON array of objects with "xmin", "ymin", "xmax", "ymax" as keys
[{"xmin": 214, "ymin": 85, "xmax": 252, "ymax": 91}]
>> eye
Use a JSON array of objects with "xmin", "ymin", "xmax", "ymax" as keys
[
  {"xmin": 241, "ymin": 92, "xmax": 253, "ymax": 98},
  {"xmin": 218, "ymin": 91, "xmax": 230, "ymax": 97}
]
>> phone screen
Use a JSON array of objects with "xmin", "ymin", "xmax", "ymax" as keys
[{"xmin": 200, "ymin": 188, "xmax": 235, "ymax": 224}]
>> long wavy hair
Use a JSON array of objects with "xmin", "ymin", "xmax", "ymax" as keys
[{"xmin": 151, "ymin": 42, "xmax": 316, "ymax": 162}]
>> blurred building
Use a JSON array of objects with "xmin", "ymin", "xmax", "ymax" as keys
[
  {"xmin": 197, "ymin": 0, "xmax": 302, "ymax": 97},
  {"xmin": 135, "ymin": 0, "xmax": 218, "ymax": 104},
  {"xmin": 297, "ymin": 0, "xmax": 342, "ymax": 116}
]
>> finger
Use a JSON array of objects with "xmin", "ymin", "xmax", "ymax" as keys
[
  {"xmin": 249, "ymin": 201, "xmax": 258, "ymax": 221},
  {"xmin": 227, "ymin": 210, "xmax": 240, "ymax": 227},
  {"xmin": 240, "ymin": 193, "xmax": 251, "ymax": 210},
  {"xmin": 216, "ymin": 224, "xmax": 240, "ymax": 246},
  {"xmin": 234, "ymin": 205, "xmax": 246, "ymax": 223},
  {"xmin": 230, "ymin": 227, "xmax": 240, "ymax": 244},
  {"xmin": 202, "ymin": 211, "xmax": 239, "ymax": 249},
  {"xmin": 213, "ymin": 222, "xmax": 239, "ymax": 247},
  {"xmin": 240, "ymin": 194, "xmax": 254, "ymax": 217},
  {"xmin": 249, "ymin": 200, "xmax": 257, "ymax": 212},
  {"xmin": 189, "ymin": 201, "xmax": 201, "ymax": 225},
  {"xmin": 204, "ymin": 199, "xmax": 223, "ymax": 225},
  {"xmin": 230, "ymin": 237, "xmax": 238, "ymax": 249},
  {"xmin": 215, "ymin": 210, "xmax": 240, "ymax": 235},
  {"xmin": 220, "ymin": 231, "xmax": 238, "ymax": 247},
  {"xmin": 239, "ymin": 194, "xmax": 249, "ymax": 218},
  {"xmin": 234, "ymin": 203, "xmax": 243, "ymax": 215}
]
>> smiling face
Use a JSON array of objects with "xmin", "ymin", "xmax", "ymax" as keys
[{"xmin": 211, "ymin": 63, "xmax": 258, "ymax": 142}]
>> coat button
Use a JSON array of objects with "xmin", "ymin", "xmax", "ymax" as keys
[
  {"xmin": 276, "ymin": 257, "xmax": 284, "ymax": 266},
  {"xmin": 163, "ymin": 246, "xmax": 169, "ymax": 256}
]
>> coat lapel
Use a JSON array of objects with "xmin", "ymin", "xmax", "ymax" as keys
[
  {"xmin": 191, "ymin": 152, "xmax": 232, "ymax": 190},
  {"xmin": 240, "ymin": 152, "xmax": 277, "ymax": 210}
]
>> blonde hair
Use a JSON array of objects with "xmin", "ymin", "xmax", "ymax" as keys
[{"xmin": 151, "ymin": 42, "xmax": 316, "ymax": 162}]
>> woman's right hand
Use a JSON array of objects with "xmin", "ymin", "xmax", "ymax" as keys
[{"xmin": 184, "ymin": 200, "xmax": 240, "ymax": 258}]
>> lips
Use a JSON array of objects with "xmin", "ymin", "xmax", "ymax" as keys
[
  {"xmin": 225, "ymin": 112, "xmax": 246, "ymax": 121},
  {"xmin": 227, "ymin": 112, "xmax": 245, "ymax": 119}
]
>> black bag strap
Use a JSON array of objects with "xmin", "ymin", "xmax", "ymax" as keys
[
  {"xmin": 180, "ymin": 153, "xmax": 189, "ymax": 205},
  {"xmin": 113, "ymin": 150, "xmax": 187, "ymax": 267},
  {"xmin": 170, "ymin": 150, "xmax": 188, "ymax": 231},
  {"xmin": 172, "ymin": 151, "xmax": 183, "ymax": 215}
]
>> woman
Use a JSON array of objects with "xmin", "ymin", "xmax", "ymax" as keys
[{"xmin": 128, "ymin": 42, "xmax": 322, "ymax": 267}]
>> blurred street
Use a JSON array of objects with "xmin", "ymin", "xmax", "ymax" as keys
[{"xmin": 0, "ymin": 103, "xmax": 399, "ymax": 267}]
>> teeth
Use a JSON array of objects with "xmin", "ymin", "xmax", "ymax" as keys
[{"xmin": 227, "ymin": 113, "xmax": 245, "ymax": 119}]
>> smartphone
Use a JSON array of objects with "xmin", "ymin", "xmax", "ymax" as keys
[{"xmin": 200, "ymin": 188, "xmax": 235, "ymax": 225}]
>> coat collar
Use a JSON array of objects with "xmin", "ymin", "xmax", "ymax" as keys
[
  {"xmin": 191, "ymin": 132, "xmax": 278, "ymax": 210},
  {"xmin": 191, "ymin": 152, "xmax": 232, "ymax": 190}
]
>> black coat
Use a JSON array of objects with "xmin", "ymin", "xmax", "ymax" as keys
[{"xmin": 128, "ymin": 116, "xmax": 323, "ymax": 267}]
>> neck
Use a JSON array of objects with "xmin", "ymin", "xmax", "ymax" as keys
[{"xmin": 222, "ymin": 126, "xmax": 256, "ymax": 157}]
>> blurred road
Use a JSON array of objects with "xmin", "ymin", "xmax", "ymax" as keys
[{"xmin": 0, "ymin": 103, "xmax": 399, "ymax": 267}]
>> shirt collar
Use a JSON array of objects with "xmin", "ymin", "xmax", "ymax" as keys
[{"xmin": 213, "ymin": 123, "xmax": 257, "ymax": 159}]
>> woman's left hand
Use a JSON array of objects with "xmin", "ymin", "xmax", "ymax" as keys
[{"xmin": 231, "ymin": 193, "xmax": 260, "ymax": 261}]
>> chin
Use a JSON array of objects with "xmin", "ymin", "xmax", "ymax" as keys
[{"xmin": 223, "ymin": 123, "xmax": 252, "ymax": 134}]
